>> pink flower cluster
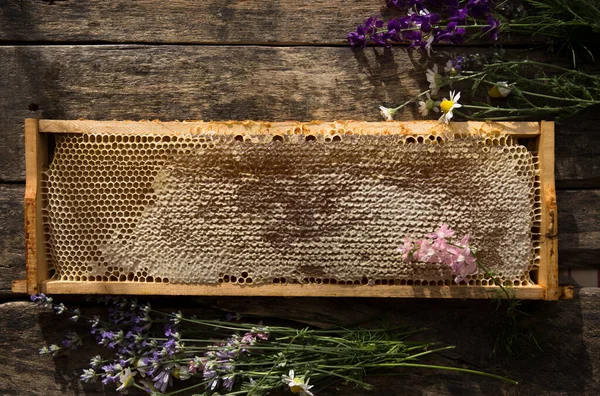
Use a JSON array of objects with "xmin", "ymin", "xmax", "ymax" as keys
[{"xmin": 398, "ymin": 224, "xmax": 478, "ymax": 283}]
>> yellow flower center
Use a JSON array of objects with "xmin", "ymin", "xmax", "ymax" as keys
[
  {"xmin": 290, "ymin": 385, "xmax": 304, "ymax": 393},
  {"xmin": 173, "ymin": 367, "xmax": 181, "ymax": 379},
  {"xmin": 123, "ymin": 373, "xmax": 135, "ymax": 387},
  {"xmin": 440, "ymin": 100, "xmax": 454, "ymax": 114}
]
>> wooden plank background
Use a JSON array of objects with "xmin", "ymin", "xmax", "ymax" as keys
[{"xmin": 0, "ymin": 1, "xmax": 599, "ymax": 394}]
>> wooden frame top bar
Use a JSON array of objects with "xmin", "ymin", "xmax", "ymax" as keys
[{"xmin": 39, "ymin": 120, "xmax": 541, "ymax": 138}]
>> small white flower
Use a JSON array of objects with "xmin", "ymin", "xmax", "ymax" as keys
[
  {"xmin": 90, "ymin": 355, "xmax": 103, "ymax": 368},
  {"xmin": 417, "ymin": 92, "xmax": 440, "ymax": 116},
  {"xmin": 444, "ymin": 60, "xmax": 460, "ymax": 76},
  {"xmin": 424, "ymin": 34, "xmax": 435, "ymax": 56},
  {"xmin": 282, "ymin": 370, "xmax": 314, "ymax": 396},
  {"xmin": 80, "ymin": 368, "xmax": 97, "ymax": 384},
  {"xmin": 489, "ymin": 81, "xmax": 512, "ymax": 98},
  {"xmin": 379, "ymin": 105, "xmax": 397, "ymax": 121},
  {"xmin": 173, "ymin": 364, "xmax": 191, "ymax": 380},
  {"xmin": 426, "ymin": 64, "xmax": 443, "ymax": 96},
  {"xmin": 116, "ymin": 367, "xmax": 136, "ymax": 392},
  {"xmin": 135, "ymin": 357, "xmax": 152, "ymax": 377},
  {"xmin": 438, "ymin": 90, "xmax": 462, "ymax": 124}
]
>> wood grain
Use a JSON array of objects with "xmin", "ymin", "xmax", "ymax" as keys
[
  {"xmin": 1, "ymin": 289, "xmax": 599, "ymax": 395},
  {"xmin": 3, "ymin": 184, "xmax": 599, "ymax": 297},
  {"xmin": 537, "ymin": 121, "xmax": 559, "ymax": 300},
  {"xmin": 0, "ymin": 185, "xmax": 26, "ymax": 298},
  {"xmin": 38, "ymin": 119, "xmax": 541, "ymax": 137},
  {"xmin": 0, "ymin": 45, "xmax": 598, "ymax": 184},
  {"xmin": 0, "ymin": 1, "xmax": 423, "ymax": 45},
  {"xmin": 39, "ymin": 281, "xmax": 549, "ymax": 300},
  {"xmin": 24, "ymin": 119, "xmax": 47, "ymax": 295},
  {"xmin": 558, "ymin": 190, "xmax": 600, "ymax": 269}
]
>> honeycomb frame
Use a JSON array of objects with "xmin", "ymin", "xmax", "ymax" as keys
[{"xmin": 13, "ymin": 119, "xmax": 565, "ymax": 300}]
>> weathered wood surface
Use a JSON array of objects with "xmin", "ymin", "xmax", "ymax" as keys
[
  {"xmin": 0, "ymin": 185, "xmax": 25, "ymax": 298},
  {"xmin": 557, "ymin": 190, "xmax": 600, "ymax": 269},
  {"xmin": 554, "ymin": 106, "xmax": 600, "ymax": 189},
  {"xmin": 0, "ymin": 0, "xmax": 385, "ymax": 45},
  {"xmin": 1, "ymin": 185, "xmax": 598, "ymax": 298},
  {"xmin": 0, "ymin": 1, "xmax": 599, "ymax": 394},
  {"xmin": 0, "ymin": 46, "xmax": 599, "ymax": 185},
  {"xmin": 2, "ymin": 288, "xmax": 599, "ymax": 395}
]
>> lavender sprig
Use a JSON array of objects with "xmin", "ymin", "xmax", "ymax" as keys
[{"xmin": 32, "ymin": 294, "xmax": 517, "ymax": 394}]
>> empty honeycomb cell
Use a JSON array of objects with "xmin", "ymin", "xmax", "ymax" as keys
[{"xmin": 42, "ymin": 130, "xmax": 540, "ymax": 286}]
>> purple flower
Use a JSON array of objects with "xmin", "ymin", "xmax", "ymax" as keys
[
  {"xmin": 386, "ymin": 18, "xmax": 407, "ymax": 42},
  {"xmin": 164, "ymin": 324, "xmax": 179, "ymax": 338},
  {"xmin": 152, "ymin": 366, "xmax": 173, "ymax": 393},
  {"xmin": 30, "ymin": 293, "xmax": 53, "ymax": 308},
  {"xmin": 100, "ymin": 363, "xmax": 122, "ymax": 385},
  {"xmin": 99, "ymin": 330, "xmax": 124, "ymax": 349},
  {"xmin": 223, "ymin": 374, "xmax": 236, "ymax": 391},
  {"xmin": 347, "ymin": 26, "xmax": 368, "ymax": 48},
  {"xmin": 467, "ymin": 0, "xmax": 491, "ymax": 16},
  {"xmin": 448, "ymin": 56, "xmax": 464, "ymax": 72},
  {"xmin": 62, "ymin": 331, "xmax": 82, "ymax": 350},
  {"xmin": 436, "ymin": 22, "xmax": 466, "ymax": 44},
  {"xmin": 347, "ymin": 16, "xmax": 386, "ymax": 48},
  {"xmin": 449, "ymin": 7, "xmax": 468, "ymax": 23},
  {"xmin": 484, "ymin": 15, "xmax": 500, "ymax": 40}
]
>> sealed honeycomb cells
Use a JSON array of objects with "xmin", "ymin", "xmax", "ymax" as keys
[{"xmin": 42, "ymin": 129, "xmax": 541, "ymax": 287}]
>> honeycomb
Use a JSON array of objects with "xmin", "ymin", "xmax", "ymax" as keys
[{"xmin": 42, "ymin": 124, "xmax": 541, "ymax": 287}]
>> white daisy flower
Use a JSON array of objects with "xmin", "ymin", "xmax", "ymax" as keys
[
  {"xmin": 438, "ymin": 90, "xmax": 462, "ymax": 124},
  {"xmin": 379, "ymin": 105, "xmax": 397, "ymax": 121},
  {"xmin": 417, "ymin": 92, "xmax": 440, "ymax": 116},
  {"xmin": 282, "ymin": 370, "xmax": 314, "ymax": 396},
  {"xmin": 489, "ymin": 81, "xmax": 512, "ymax": 98},
  {"xmin": 425, "ymin": 64, "xmax": 443, "ymax": 96},
  {"xmin": 116, "ymin": 367, "xmax": 136, "ymax": 392}
]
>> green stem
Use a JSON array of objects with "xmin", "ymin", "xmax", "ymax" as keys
[
  {"xmin": 161, "ymin": 380, "xmax": 212, "ymax": 396},
  {"xmin": 388, "ymin": 363, "xmax": 518, "ymax": 385}
]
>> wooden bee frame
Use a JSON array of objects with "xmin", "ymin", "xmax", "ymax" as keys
[{"xmin": 12, "ymin": 119, "xmax": 569, "ymax": 300}]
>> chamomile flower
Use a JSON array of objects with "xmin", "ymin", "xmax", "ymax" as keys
[
  {"xmin": 379, "ymin": 105, "xmax": 397, "ymax": 121},
  {"xmin": 425, "ymin": 64, "xmax": 443, "ymax": 96},
  {"xmin": 282, "ymin": 370, "xmax": 314, "ymax": 396},
  {"xmin": 116, "ymin": 367, "xmax": 136, "ymax": 391},
  {"xmin": 489, "ymin": 81, "xmax": 512, "ymax": 98},
  {"xmin": 438, "ymin": 90, "xmax": 462, "ymax": 124},
  {"xmin": 417, "ymin": 92, "xmax": 440, "ymax": 116}
]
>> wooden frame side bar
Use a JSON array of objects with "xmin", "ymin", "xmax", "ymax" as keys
[
  {"xmin": 38, "ymin": 120, "xmax": 541, "ymax": 138},
  {"xmin": 537, "ymin": 121, "xmax": 559, "ymax": 300},
  {"xmin": 23, "ymin": 118, "xmax": 48, "ymax": 295}
]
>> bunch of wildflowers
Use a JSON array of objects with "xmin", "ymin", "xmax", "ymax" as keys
[
  {"xmin": 379, "ymin": 56, "xmax": 473, "ymax": 122},
  {"xmin": 348, "ymin": 0, "xmax": 500, "ymax": 53},
  {"xmin": 33, "ymin": 294, "xmax": 517, "ymax": 394},
  {"xmin": 352, "ymin": 2, "xmax": 600, "ymax": 122},
  {"xmin": 398, "ymin": 224, "xmax": 478, "ymax": 283}
]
